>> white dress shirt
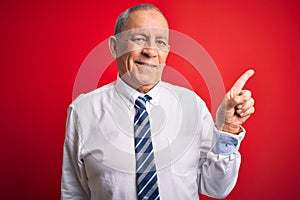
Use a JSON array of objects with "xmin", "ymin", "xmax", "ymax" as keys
[{"xmin": 61, "ymin": 76, "xmax": 245, "ymax": 200}]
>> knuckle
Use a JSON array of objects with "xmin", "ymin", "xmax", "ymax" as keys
[
  {"xmin": 233, "ymin": 96, "xmax": 241, "ymax": 103},
  {"xmin": 248, "ymin": 90, "xmax": 252, "ymax": 97},
  {"xmin": 243, "ymin": 90, "xmax": 251, "ymax": 97}
]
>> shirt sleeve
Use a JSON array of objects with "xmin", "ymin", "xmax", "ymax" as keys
[
  {"xmin": 197, "ymin": 100, "xmax": 245, "ymax": 199},
  {"xmin": 61, "ymin": 106, "xmax": 90, "ymax": 200},
  {"xmin": 212, "ymin": 127, "xmax": 245, "ymax": 155}
]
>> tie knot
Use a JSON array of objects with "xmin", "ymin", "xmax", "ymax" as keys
[{"xmin": 135, "ymin": 95, "xmax": 152, "ymax": 110}]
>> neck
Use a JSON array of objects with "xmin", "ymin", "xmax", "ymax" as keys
[
  {"xmin": 119, "ymin": 75, "xmax": 158, "ymax": 94},
  {"xmin": 136, "ymin": 84, "xmax": 156, "ymax": 93}
]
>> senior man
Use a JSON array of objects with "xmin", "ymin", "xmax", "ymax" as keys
[{"xmin": 61, "ymin": 4, "xmax": 255, "ymax": 200}]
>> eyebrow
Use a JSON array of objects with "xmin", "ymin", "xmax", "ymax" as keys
[
  {"xmin": 130, "ymin": 33, "xmax": 147, "ymax": 37},
  {"xmin": 130, "ymin": 33, "xmax": 168, "ymax": 40}
]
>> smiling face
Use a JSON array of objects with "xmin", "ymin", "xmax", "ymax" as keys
[{"xmin": 110, "ymin": 9, "xmax": 170, "ymax": 93}]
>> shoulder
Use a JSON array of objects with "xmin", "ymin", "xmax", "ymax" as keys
[{"xmin": 69, "ymin": 81, "xmax": 116, "ymax": 110}]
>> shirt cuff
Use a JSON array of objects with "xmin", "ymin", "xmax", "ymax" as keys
[{"xmin": 212, "ymin": 126, "xmax": 246, "ymax": 155}]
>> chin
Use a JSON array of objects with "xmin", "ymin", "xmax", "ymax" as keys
[
  {"xmin": 135, "ymin": 74, "xmax": 159, "ymax": 85},
  {"xmin": 136, "ymin": 79, "xmax": 157, "ymax": 87}
]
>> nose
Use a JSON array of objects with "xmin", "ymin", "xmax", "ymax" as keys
[{"xmin": 141, "ymin": 47, "xmax": 158, "ymax": 58}]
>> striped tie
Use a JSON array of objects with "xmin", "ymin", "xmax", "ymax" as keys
[{"xmin": 134, "ymin": 95, "xmax": 160, "ymax": 200}]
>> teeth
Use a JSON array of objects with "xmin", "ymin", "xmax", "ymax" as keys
[{"xmin": 136, "ymin": 62, "xmax": 155, "ymax": 67}]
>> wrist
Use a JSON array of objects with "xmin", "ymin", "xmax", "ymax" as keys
[{"xmin": 219, "ymin": 122, "xmax": 242, "ymax": 135}]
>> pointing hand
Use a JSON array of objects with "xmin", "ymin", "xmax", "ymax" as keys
[{"xmin": 216, "ymin": 69, "xmax": 255, "ymax": 134}]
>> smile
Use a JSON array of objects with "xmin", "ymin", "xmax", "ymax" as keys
[{"xmin": 135, "ymin": 61, "xmax": 158, "ymax": 68}]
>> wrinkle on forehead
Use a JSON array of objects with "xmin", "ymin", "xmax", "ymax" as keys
[
  {"xmin": 120, "ymin": 28, "xmax": 169, "ymax": 39},
  {"xmin": 122, "ymin": 9, "xmax": 169, "ymax": 32}
]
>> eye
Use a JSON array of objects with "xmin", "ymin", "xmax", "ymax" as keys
[
  {"xmin": 156, "ymin": 39, "xmax": 167, "ymax": 46},
  {"xmin": 131, "ymin": 37, "xmax": 146, "ymax": 44}
]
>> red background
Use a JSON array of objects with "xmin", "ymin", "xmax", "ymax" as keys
[{"xmin": 1, "ymin": 0, "xmax": 299, "ymax": 199}]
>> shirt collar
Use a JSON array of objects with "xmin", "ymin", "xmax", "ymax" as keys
[{"xmin": 115, "ymin": 75, "xmax": 160, "ymax": 110}]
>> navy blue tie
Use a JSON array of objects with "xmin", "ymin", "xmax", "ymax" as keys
[{"xmin": 134, "ymin": 95, "xmax": 160, "ymax": 200}]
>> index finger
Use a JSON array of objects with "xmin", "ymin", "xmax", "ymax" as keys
[{"xmin": 231, "ymin": 69, "xmax": 255, "ymax": 95}]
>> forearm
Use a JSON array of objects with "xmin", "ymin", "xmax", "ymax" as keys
[
  {"xmin": 199, "ymin": 127, "xmax": 245, "ymax": 198},
  {"xmin": 199, "ymin": 151, "xmax": 241, "ymax": 198}
]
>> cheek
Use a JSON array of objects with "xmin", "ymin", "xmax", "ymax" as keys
[
  {"xmin": 158, "ymin": 52, "xmax": 169, "ymax": 64},
  {"xmin": 127, "ymin": 51, "xmax": 142, "ymax": 66},
  {"xmin": 116, "ymin": 56, "xmax": 129, "ymax": 76},
  {"xmin": 118, "ymin": 52, "xmax": 140, "ymax": 74},
  {"xmin": 118, "ymin": 54, "xmax": 131, "ymax": 67}
]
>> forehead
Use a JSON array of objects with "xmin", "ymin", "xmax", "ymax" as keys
[
  {"xmin": 123, "ymin": 9, "xmax": 169, "ymax": 31},
  {"xmin": 121, "ymin": 28, "xmax": 169, "ymax": 39}
]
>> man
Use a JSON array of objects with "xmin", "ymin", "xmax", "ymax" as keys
[{"xmin": 61, "ymin": 4, "xmax": 255, "ymax": 200}]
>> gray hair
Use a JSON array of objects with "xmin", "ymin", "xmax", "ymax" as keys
[{"xmin": 114, "ymin": 4, "xmax": 167, "ymax": 35}]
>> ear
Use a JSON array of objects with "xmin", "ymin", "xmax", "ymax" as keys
[{"xmin": 108, "ymin": 36, "xmax": 118, "ymax": 58}]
